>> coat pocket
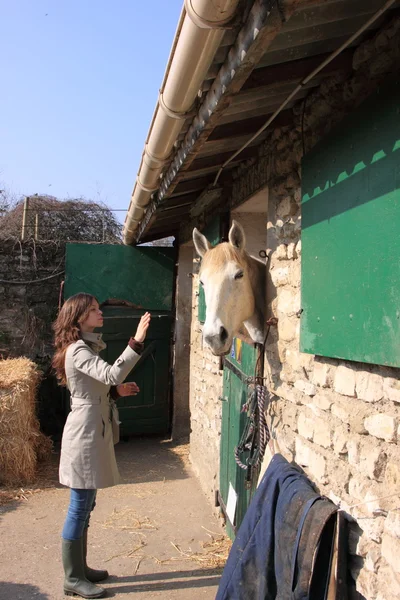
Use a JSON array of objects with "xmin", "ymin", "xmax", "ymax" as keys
[{"xmin": 109, "ymin": 400, "xmax": 121, "ymax": 445}]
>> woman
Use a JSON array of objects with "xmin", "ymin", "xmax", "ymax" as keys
[{"xmin": 53, "ymin": 292, "xmax": 151, "ymax": 599}]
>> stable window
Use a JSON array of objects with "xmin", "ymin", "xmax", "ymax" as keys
[{"xmin": 300, "ymin": 75, "xmax": 400, "ymax": 368}]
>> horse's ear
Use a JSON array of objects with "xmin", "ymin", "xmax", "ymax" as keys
[
  {"xmin": 193, "ymin": 227, "xmax": 211, "ymax": 258},
  {"xmin": 228, "ymin": 220, "xmax": 246, "ymax": 251}
]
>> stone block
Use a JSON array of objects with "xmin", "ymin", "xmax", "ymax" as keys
[
  {"xmin": 356, "ymin": 568, "xmax": 378, "ymax": 599},
  {"xmin": 369, "ymin": 53, "xmax": 394, "ymax": 77},
  {"xmin": 331, "ymin": 397, "xmax": 368, "ymax": 434},
  {"xmin": 384, "ymin": 377, "xmax": 400, "ymax": 404},
  {"xmin": 275, "ymin": 244, "xmax": 288, "ymax": 261},
  {"xmin": 312, "ymin": 361, "xmax": 330, "ymax": 388},
  {"xmin": 297, "ymin": 411, "xmax": 314, "ymax": 440},
  {"xmin": 382, "ymin": 534, "xmax": 400, "ymax": 573},
  {"xmin": 295, "ymin": 240, "xmax": 301, "ymax": 257},
  {"xmin": 359, "ymin": 441, "xmax": 387, "ymax": 481},
  {"xmin": 356, "ymin": 371, "xmax": 384, "ymax": 403},
  {"xmin": 295, "ymin": 437, "xmax": 327, "ymax": 483},
  {"xmin": 312, "ymin": 416, "xmax": 332, "ymax": 448},
  {"xmin": 270, "ymin": 266, "xmax": 290, "ymax": 287},
  {"xmin": 277, "ymin": 288, "xmax": 301, "ymax": 317},
  {"xmin": 384, "ymin": 460, "xmax": 400, "ymax": 493},
  {"xmin": 276, "ymin": 195, "xmax": 298, "ymax": 219},
  {"xmin": 356, "ymin": 512, "xmax": 385, "ymax": 544},
  {"xmin": 286, "ymin": 349, "xmax": 313, "ymax": 375},
  {"xmin": 364, "ymin": 414, "xmax": 397, "ymax": 442},
  {"xmin": 329, "ymin": 460, "xmax": 351, "ymax": 493},
  {"xmin": 384, "ymin": 511, "xmax": 400, "ymax": 539},
  {"xmin": 278, "ymin": 316, "xmax": 297, "ymax": 342},
  {"xmin": 280, "ymin": 401, "xmax": 299, "ymax": 432},
  {"xmin": 348, "ymin": 477, "xmax": 371, "ymax": 502},
  {"xmin": 377, "ymin": 566, "xmax": 400, "ymax": 600},
  {"xmin": 347, "ymin": 437, "xmax": 361, "ymax": 466},
  {"xmin": 278, "ymin": 428, "xmax": 296, "ymax": 458},
  {"xmin": 287, "ymin": 242, "xmax": 297, "ymax": 260},
  {"xmin": 274, "ymin": 382, "xmax": 304, "ymax": 405},
  {"xmin": 334, "ymin": 365, "xmax": 356, "ymax": 396},
  {"xmin": 365, "ymin": 546, "xmax": 381, "ymax": 573},
  {"xmin": 312, "ymin": 391, "xmax": 333, "ymax": 411},
  {"xmin": 294, "ymin": 379, "xmax": 316, "ymax": 396},
  {"xmin": 353, "ymin": 534, "xmax": 374, "ymax": 558},
  {"xmin": 332, "ymin": 426, "xmax": 348, "ymax": 454}
]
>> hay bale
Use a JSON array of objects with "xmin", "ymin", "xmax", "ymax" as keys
[{"xmin": 0, "ymin": 357, "xmax": 53, "ymax": 484}]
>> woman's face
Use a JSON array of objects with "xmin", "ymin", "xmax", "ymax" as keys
[{"xmin": 80, "ymin": 300, "xmax": 103, "ymax": 332}]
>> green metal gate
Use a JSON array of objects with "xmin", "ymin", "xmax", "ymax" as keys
[
  {"xmin": 219, "ymin": 338, "xmax": 260, "ymax": 539},
  {"xmin": 63, "ymin": 243, "xmax": 176, "ymax": 436}
]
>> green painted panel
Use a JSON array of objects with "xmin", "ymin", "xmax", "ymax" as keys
[
  {"xmin": 63, "ymin": 244, "xmax": 174, "ymax": 436},
  {"xmin": 220, "ymin": 339, "xmax": 258, "ymax": 539},
  {"xmin": 228, "ymin": 337, "xmax": 258, "ymax": 377},
  {"xmin": 100, "ymin": 307, "xmax": 171, "ymax": 436},
  {"xmin": 62, "ymin": 307, "xmax": 172, "ymax": 436},
  {"xmin": 301, "ymin": 75, "xmax": 400, "ymax": 367},
  {"xmin": 198, "ymin": 217, "xmax": 221, "ymax": 323},
  {"xmin": 65, "ymin": 244, "xmax": 176, "ymax": 311}
]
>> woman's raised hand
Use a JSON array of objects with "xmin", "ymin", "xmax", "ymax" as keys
[{"xmin": 134, "ymin": 312, "xmax": 151, "ymax": 342}]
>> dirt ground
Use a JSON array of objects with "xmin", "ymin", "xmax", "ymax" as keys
[{"xmin": 0, "ymin": 437, "xmax": 230, "ymax": 599}]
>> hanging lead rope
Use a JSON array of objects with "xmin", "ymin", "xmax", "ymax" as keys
[{"xmin": 234, "ymin": 385, "xmax": 270, "ymax": 475}]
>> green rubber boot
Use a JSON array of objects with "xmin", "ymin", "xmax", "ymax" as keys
[
  {"xmin": 62, "ymin": 538, "xmax": 106, "ymax": 598},
  {"xmin": 83, "ymin": 529, "xmax": 109, "ymax": 583}
]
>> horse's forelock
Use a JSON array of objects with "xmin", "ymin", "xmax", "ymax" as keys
[{"xmin": 201, "ymin": 242, "xmax": 247, "ymax": 271}]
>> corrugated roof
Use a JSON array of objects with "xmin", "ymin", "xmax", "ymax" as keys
[{"xmin": 134, "ymin": 0, "xmax": 399, "ymax": 243}]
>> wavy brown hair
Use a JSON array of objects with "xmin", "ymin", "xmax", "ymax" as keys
[{"xmin": 52, "ymin": 293, "xmax": 98, "ymax": 385}]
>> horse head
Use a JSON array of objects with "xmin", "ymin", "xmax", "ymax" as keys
[{"xmin": 193, "ymin": 220, "xmax": 265, "ymax": 356}]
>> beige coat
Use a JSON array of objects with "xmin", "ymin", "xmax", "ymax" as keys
[{"xmin": 59, "ymin": 332, "xmax": 141, "ymax": 489}]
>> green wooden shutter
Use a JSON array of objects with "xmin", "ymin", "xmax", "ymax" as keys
[{"xmin": 301, "ymin": 75, "xmax": 400, "ymax": 367}]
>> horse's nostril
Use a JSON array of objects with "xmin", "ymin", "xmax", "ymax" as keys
[{"xmin": 220, "ymin": 326, "xmax": 228, "ymax": 343}]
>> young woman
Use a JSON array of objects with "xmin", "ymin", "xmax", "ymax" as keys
[{"xmin": 53, "ymin": 293, "xmax": 151, "ymax": 599}]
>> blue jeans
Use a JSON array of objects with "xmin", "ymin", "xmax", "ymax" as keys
[{"xmin": 62, "ymin": 489, "xmax": 97, "ymax": 541}]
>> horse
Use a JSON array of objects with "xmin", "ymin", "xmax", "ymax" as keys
[{"xmin": 193, "ymin": 220, "xmax": 265, "ymax": 356}]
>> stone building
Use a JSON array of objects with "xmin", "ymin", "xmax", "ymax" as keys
[{"xmin": 122, "ymin": 1, "xmax": 400, "ymax": 597}]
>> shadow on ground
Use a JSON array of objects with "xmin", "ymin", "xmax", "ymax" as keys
[
  {"xmin": 116, "ymin": 436, "xmax": 191, "ymax": 485},
  {"xmin": 105, "ymin": 567, "xmax": 223, "ymax": 596},
  {"xmin": 0, "ymin": 581, "xmax": 50, "ymax": 599}
]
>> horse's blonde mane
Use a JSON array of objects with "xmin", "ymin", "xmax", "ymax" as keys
[{"xmin": 201, "ymin": 242, "xmax": 248, "ymax": 270}]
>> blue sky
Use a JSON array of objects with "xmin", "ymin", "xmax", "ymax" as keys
[{"xmin": 0, "ymin": 1, "xmax": 182, "ymax": 222}]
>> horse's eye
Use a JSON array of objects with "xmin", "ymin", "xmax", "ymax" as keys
[
  {"xmin": 234, "ymin": 271, "xmax": 244, "ymax": 280},
  {"xmin": 199, "ymin": 280, "xmax": 204, "ymax": 287}
]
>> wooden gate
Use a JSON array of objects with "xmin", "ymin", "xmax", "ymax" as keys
[
  {"xmin": 218, "ymin": 340, "xmax": 261, "ymax": 539},
  {"xmin": 63, "ymin": 243, "xmax": 176, "ymax": 436}
]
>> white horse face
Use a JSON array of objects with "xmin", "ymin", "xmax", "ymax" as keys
[{"xmin": 193, "ymin": 221, "xmax": 255, "ymax": 355}]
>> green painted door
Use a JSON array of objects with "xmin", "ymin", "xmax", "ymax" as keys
[
  {"xmin": 100, "ymin": 307, "xmax": 172, "ymax": 436},
  {"xmin": 220, "ymin": 339, "xmax": 260, "ymax": 539},
  {"xmin": 63, "ymin": 243, "xmax": 176, "ymax": 436},
  {"xmin": 301, "ymin": 75, "xmax": 400, "ymax": 367}
]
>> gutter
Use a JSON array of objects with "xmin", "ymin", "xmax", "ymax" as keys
[
  {"xmin": 125, "ymin": 0, "xmax": 397, "ymax": 244},
  {"xmin": 123, "ymin": 0, "xmax": 241, "ymax": 245}
]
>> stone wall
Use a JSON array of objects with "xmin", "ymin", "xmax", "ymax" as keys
[
  {"xmin": 172, "ymin": 243, "xmax": 193, "ymax": 439},
  {"xmin": 188, "ymin": 17, "xmax": 400, "ymax": 600},
  {"xmin": 0, "ymin": 239, "xmax": 64, "ymax": 364},
  {"xmin": 0, "ymin": 239, "xmax": 66, "ymax": 438},
  {"xmin": 189, "ymin": 254, "xmax": 224, "ymax": 505}
]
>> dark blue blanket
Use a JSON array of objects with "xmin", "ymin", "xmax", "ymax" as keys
[{"xmin": 216, "ymin": 454, "xmax": 337, "ymax": 600}]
